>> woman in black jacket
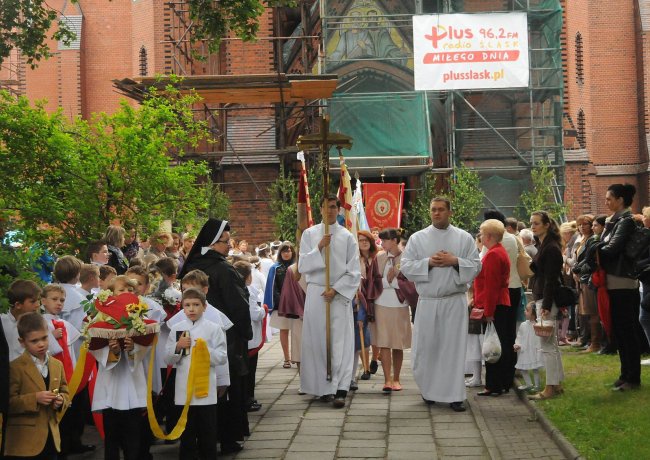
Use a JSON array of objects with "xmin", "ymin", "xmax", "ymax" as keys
[
  {"xmin": 102, "ymin": 225, "xmax": 129, "ymax": 275},
  {"xmin": 599, "ymin": 183, "xmax": 641, "ymax": 391},
  {"xmin": 528, "ymin": 211, "xmax": 565, "ymax": 400}
]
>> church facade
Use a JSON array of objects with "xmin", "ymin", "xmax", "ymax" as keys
[{"xmin": 1, "ymin": 0, "xmax": 649, "ymax": 241}]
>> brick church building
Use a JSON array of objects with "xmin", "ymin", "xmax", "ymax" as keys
[{"xmin": 1, "ymin": 0, "xmax": 649, "ymax": 241}]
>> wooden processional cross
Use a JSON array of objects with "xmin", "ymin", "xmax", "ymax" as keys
[{"xmin": 296, "ymin": 116, "xmax": 352, "ymax": 381}]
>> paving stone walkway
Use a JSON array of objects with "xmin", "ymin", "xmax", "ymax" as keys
[
  {"xmin": 72, "ymin": 335, "xmax": 569, "ymax": 459},
  {"xmin": 237, "ymin": 336, "xmax": 567, "ymax": 460}
]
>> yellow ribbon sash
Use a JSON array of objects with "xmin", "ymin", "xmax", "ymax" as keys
[
  {"xmin": 66, "ymin": 342, "xmax": 89, "ymax": 397},
  {"xmin": 57, "ymin": 342, "xmax": 89, "ymax": 421},
  {"xmin": 146, "ymin": 335, "xmax": 210, "ymax": 440},
  {"xmin": 58, "ymin": 334, "xmax": 208, "ymax": 440}
]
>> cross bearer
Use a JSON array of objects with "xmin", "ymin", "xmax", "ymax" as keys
[{"xmin": 298, "ymin": 194, "xmax": 361, "ymax": 408}]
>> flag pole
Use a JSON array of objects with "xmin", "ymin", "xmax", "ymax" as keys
[{"xmin": 320, "ymin": 116, "xmax": 333, "ymax": 381}]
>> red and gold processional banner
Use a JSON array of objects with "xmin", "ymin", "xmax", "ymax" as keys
[{"xmin": 362, "ymin": 183, "xmax": 405, "ymax": 230}]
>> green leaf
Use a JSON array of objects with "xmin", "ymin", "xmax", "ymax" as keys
[
  {"xmin": 0, "ymin": 84, "xmax": 225, "ymax": 256},
  {"xmin": 517, "ymin": 160, "xmax": 570, "ymax": 222},
  {"xmin": 449, "ymin": 164, "xmax": 484, "ymax": 235}
]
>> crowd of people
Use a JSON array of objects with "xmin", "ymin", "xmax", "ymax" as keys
[{"xmin": 0, "ymin": 182, "xmax": 648, "ymax": 459}]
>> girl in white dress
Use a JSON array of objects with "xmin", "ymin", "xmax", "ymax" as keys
[{"xmin": 514, "ymin": 303, "xmax": 544, "ymax": 391}]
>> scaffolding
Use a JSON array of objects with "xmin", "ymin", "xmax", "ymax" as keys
[
  {"xmin": 0, "ymin": 50, "xmax": 25, "ymax": 97},
  {"xmin": 161, "ymin": 0, "xmax": 323, "ymax": 179},
  {"xmin": 320, "ymin": 0, "xmax": 565, "ymax": 215}
]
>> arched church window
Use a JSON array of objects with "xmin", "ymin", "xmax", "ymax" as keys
[
  {"xmin": 577, "ymin": 109, "xmax": 586, "ymax": 148},
  {"xmin": 139, "ymin": 46, "xmax": 148, "ymax": 76},
  {"xmin": 575, "ymin": 33, "xmax": 584, "ymax": 84}
]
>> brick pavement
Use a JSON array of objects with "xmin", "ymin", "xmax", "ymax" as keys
[{"xmin": 70, "ymin": 335, "xmax": 569, "ymax": 459}]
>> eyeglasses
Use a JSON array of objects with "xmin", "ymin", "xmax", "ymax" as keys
[{"xmin": 214, "ymin": 239, "xmax": 229, "ymax": 245}]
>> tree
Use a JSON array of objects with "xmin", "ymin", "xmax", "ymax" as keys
[
  {"xmin": 0, "ymin": 245, "xmax": 44, "ymax": 313},
  {"xmin": 187, "ymin": 0, "xmax": 295, "ymax": 56},
  {"xmin": 449, "ymin": 164, "xmax": 484, "ymax": 234},
  {"xmin": 0, "ymin": 85, "xmax": 211, "ymax": 254},
  {"xmin": 176, "ymin": 178, "xmax": 231, "ymax": 233},
  {"xmin": 0, "ymin": 1, "xmax": 76, "ymax": 68},
  {"xmin": 268, "ymin": 160, "xmax": 323, "ymax": 242},
  {"xmin": 1, "ymin": 0, "xmax": 295, "ymax": 67},
  {"xmin": 518, "ymin": 160, "xmax": 570, "ymax": 222},
  {"xmin": 268, "ymin": 164, "xmax": 299, "ymax": 242},
  {"xmin": 404, "ymin": 172, "xmax": 437, "ymax": 236}
]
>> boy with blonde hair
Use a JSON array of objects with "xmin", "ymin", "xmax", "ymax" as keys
[
  {"xmin": 98, "ymin": 265, "xmax": 117, "ymax": 292},
  {"xmin": 40, "ymin": 284, "xmax": 80, "ymax": 372},
  {"xmin": 78, "ymin": 264, "xmax": 100, "ymax": 297}
]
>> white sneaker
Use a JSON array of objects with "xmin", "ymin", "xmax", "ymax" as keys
[
  {"xmin": 517, "ymin": 384, "xmax": 533, "ymax": 391},
  {"xmin": 641, "ymin": 359, "xmax": 650, "ymax": 366},
  {"xmin": 465, "ymin": 378, "xmax": 482, "ymax": 388}
]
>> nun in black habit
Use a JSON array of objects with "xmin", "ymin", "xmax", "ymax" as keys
[{"xmin": 179, "ymin": 219, "xmax": 253, "ymax": 454}]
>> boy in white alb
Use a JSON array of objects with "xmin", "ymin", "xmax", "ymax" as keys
[
  {"xmin": 162, "ymin": 269, "xmax": 232, "ymax": 437},
  {"xmin": 125, "ymin": 266, "xmax": 166, "ymax": 393},
  {"xmin": 78, "ymin": 264, "xmax": 100, "ymax": 299},
  {"xmin": 174, "ymin": 270, "xmax": 233, "ymax": 388},
  {"xmin": 41, "ymin": 283, "xmax": 91, "ymax": 456},
  {"xmin": 165, "ymin": 288, "xmax": 227, "ymax": 459},
  {"xmin": 41, "ymin": 284, "xmax": 80, "ymax": 379},
  {"xmin": 53, "ymin": 256, "xmax": 87, "ymax": 335},
  {"xmin": 1, "ymin": 279, "xmax": 42, "ymax": 362},
  {"xmin": 89, "ymin": 289, "xmax": 152, "ymax": 460}
]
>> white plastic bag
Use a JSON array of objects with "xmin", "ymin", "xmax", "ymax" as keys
[{"xmin": 482, "ymin": 322, "xmax": 502, "ymax": 363}]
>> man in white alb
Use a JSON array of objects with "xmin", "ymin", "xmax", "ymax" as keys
[
  {"xmin": 298, "ymin": 194, "xmax": 361, "ymax": 408},
  {"xmin": 401, "ymin": 196, "xmax": 481, "ymax": 412}
]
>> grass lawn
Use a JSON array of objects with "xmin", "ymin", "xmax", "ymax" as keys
[{"xmin": 534, "ymin": 348, "xmax": 650, "ymax": 459}]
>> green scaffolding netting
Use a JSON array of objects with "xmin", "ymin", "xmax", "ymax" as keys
[{"xmin": 328, "ymin": 92, "xmax": 431, "ymax": 158}]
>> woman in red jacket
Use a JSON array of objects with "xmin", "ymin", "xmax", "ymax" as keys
[{"xmin": 473, "ymin": 219, "xmax": 512, "ymax": 396}]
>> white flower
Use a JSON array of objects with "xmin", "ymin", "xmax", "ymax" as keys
[
  {"xmin": 97, "ymin": 290, "xmax": 112, "ymax": 303},
  {"xmin": 163, "ymin": 287, "xmax": 182, "ymax": 304}
]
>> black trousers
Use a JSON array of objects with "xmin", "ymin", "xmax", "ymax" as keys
[
  {"xmin": 217, "ymin": 373, "xmax": 249, "ymax": 444},
  {"xmin": 59, "ymin": 386, "xmax": 89, "ymax": 454},
  {"xmin": 103, "ymin": 408, "xmax": 142, "ymax": 460},
  {"xmin": 179, "ymin": 405, "xmax": 218, "ymax": 460},
  {"xmin": 485, "ymin": 304, "xmax": 516, "ymax": 392},
  {"xmin": 609, "ymin": 289, "xmax": 642, "ymax": 384},
  {"xmin": 246, "ymin": 353, "xmax": 259, "ymax": 403},
  {"xmin": 159, "ymin": 368, "xmax": 180, "ymax": 431}
]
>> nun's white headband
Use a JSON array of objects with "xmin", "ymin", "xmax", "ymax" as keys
[{"xmin": 200, "ymin": 220, "xmax": 229, "ymax": 255}]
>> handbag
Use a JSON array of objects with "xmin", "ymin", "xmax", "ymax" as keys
[
  {"xmin": 516, "ymin": 238, "xmax": 534, "ymax": 280},
  {"xmin": 624, "ymin": 224, "xmax": 650, "ymax": 261},
  {"xmin": 468, "ymin": 307, "xmax": 483, "ymax": 335},
  {"xmin": 554, "ymin": 276, "xmax": 577, "ymax": 307},
  {"xmin": 469, "ymin": 307, "xmax": 484, "ymax": 320}
]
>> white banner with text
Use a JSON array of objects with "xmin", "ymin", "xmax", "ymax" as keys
[{"xmin": 413, "ymin": 12, "xmax": 529, "ymax": 90}]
